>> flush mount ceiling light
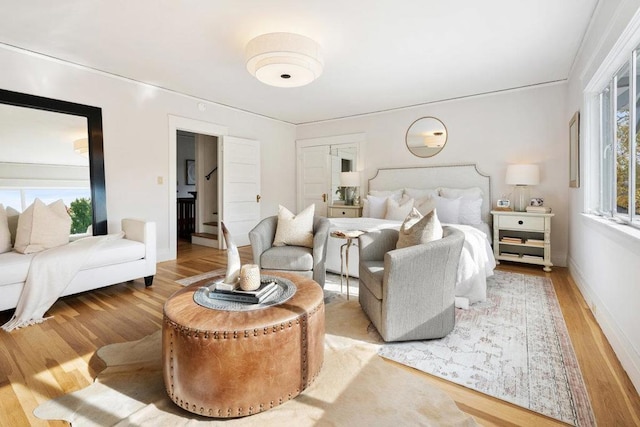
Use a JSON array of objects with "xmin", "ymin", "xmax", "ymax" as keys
[
  {"xmin": 245, "ymin": 32, "xmax": 323, "ymax": 88},
  {"xmin": 73, "ymin": 138, "xmax": 89, "ymax": 157}
]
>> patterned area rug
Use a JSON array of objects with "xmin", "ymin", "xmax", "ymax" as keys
[{"xmin": 378, "ymin": 270, "xmax": 596, "ymax": 426}]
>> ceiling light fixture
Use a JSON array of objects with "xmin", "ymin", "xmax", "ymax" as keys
[
  {"xmin": 73, "ymin": 138, "xmax": 89, "ymax": 157},
  {"xmin": 245, "ymin": 32, "xmax": 323, "ymax": 88}
]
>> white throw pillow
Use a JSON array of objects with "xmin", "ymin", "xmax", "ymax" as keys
[
  {"xmin": 434, "ymin": 196, "xmax": 461, "ymax": 224},
  {"xmin": 384, "ymin": 197, "xmax": 414, "ymax": 221},
  {"xmin": 366, "ymin": 195, "xmax": 389, "ymax": 219},
  {"xmin": 396, "ymin": 207, "xmax": 443, "ymax": 249},
  {"xmin": 362, "ymin": 198, "xmax": 370, "ymax": 217},
  {"xmin": 6, "ymin": 206, "xmax": 19, "ymax": 245},
  {"xmin": 458, "ymin": 197, "xmax": 483, "ymax": 225},
  {"xmin": 368, "ymin": 189, "xmax": 403, "ymax": 201},
  {"xmin": 414, "ymin": 197, "xmax": 437, "ymax": 216},
  {"xmin": 440, "ymin": 187, "xmax": 483, "ymax": 200},
  {"xmin": 273, "ymin": 204, "xmax": 315, "ymax": 248},
  {"xmin": 403, "ymin": 188, "xmax": 438, "ymax": 200},
  {"xmin": 14, "ymin": 199, "xmax": 72, "ymax": 254},
  {"xmin": 0, "ymin": 204, "xmax": 11, "ymax": 254}
]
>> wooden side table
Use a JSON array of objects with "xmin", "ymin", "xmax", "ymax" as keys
[
  {"xmin": 491, "ymin": 210, "xmax": 554, "ymax": 272},
  {"xmin": 327, "ymin": 204, "xmax": 363, "ymax": 218},
  {"xmin": 330, "ymin": 230, "xmax": 364, "ymax": 299}
]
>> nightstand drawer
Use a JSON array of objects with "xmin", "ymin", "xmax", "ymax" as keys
[
  {"xmin": 498, "ymin": 215, "xmax": 544, "ymax": 231},
  {"xmin": 329, "ymin": 207, "xmax": 359, "ymax": 218}
]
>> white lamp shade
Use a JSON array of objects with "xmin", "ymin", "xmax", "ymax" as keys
[
  {"xmin": 340, "ymin": 171, "xmax": 360, "ymax": 187},
  {"xmin": 505, "ymin": 164, "xmax": 539, "ymax": 186},
  {"xmin": 246, "ymin": 32, "xmax": 323, "ymax": 88}
]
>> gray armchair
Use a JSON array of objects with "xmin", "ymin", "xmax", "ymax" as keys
[
  {"xmin": 358, "ymin": 226, "xmax": 464, "ymax": 342},
  {"xmin": 249, "ymin": 216, "xmax": 330, "ymax": 288}
]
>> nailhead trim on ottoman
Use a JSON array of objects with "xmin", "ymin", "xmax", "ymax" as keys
[{"xmin": 162, "ymin": 272, "xmax": 325, "ymax": 418}]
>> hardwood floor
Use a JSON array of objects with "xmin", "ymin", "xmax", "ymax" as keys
[{"xmin": 0, "ymin": 241, "xmax": 639, "ymax": 426}]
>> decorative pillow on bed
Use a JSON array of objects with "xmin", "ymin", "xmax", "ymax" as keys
[
  {"xmin": 368, "ymin": 189, "xmax": 403, "ymax": 201},
  {"xmin": 365, "ymin": 195, "xmax": 389, "ymax": 219},
  {"xmin": 14, "ymin": 199, "xmax": 72, "ymax": 254},
  {"xmin": 396, "ymin": 207, "xmax": 443, "ymax": 249},
  {"xmin": 440, "ymin": 187, "xmax": 483, "ymax": 225},
  {"xmin": 434, "ymin": 196, "xmax": 461, "ymax": 224},
  {"xmin": 0, "ymin": 204, "xmax": 11, "ymax": 254},
  {"xmin": 273, "ymin": 204, "xmax": 315, "ymax": 248},
  {"xmin": 384, "ymin": 197, "xmax": 414, "ymax": 221},
  {"xmin": 414, "ymin": 197, "xmax": 437, "ymax": 216},
  {"xmin": 403, "ymin": 188, "xmax": 438, "ymax": 200},
  {"xmin": 458, "ymin": 197, "xmax": 483, "ymax": 225},
  {"xmin": 440, "ymin": 187, "xmax": 483, "ymax": 200}
]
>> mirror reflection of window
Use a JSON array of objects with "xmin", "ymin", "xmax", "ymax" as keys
[
  {"xmin": 330, "ymin": 144, "xmax": 357, "ymax": 203},
  {"xmin": 0, "ymin": 103, "xmax": 92, "ymax": 234}
]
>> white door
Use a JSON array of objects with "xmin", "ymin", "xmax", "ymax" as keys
[
  {"xmin": 298, "ymin": 145, "xmax": 330, "ymax": 216},
  {"xmin": 221, "ymin": 136, "xmax": 260, "ymax": 247}
]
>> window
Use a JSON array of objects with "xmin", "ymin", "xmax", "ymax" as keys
[{"xmin": 595, "ymin": 46, "xmax": 640, "ymax": 225}]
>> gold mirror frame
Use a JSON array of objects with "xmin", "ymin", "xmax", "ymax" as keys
[{"xmin": 405, "ymin": 116, "xmax": 448, "ymax": 158}]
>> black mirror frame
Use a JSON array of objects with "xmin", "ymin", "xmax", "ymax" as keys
[{"xmin": 0, "ymin": 88, "xmax": 107, "ymax": 235}]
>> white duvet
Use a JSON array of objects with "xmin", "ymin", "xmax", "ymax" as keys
[{"xmin": 327, "ymin": 217, "xmax": 496, "ymax": 308}]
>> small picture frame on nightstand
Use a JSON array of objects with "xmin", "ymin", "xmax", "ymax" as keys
[{"xmin": 495, "ymin": 199, "xmax": 512, "ymax": 211}]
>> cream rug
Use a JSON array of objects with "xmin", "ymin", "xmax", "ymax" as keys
[
  {"xmin": 379, "ymin": 271, "xmax": 596, "ymax": 427},
  {"xmin": 35, "ymin": 293, "xmax": 476, "ymax": 426}
]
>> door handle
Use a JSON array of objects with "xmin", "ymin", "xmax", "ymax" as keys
[
  {"xmin": 256, "ymin": 194, "xmax": 261, "ymax": 203},
  {"xmin": 322, "ymin": 193, "xmax": 327, "ymax": 203}
]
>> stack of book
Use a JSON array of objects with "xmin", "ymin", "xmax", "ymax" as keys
[
  {"xmin": 500, "ymin": 236, "xmax": 523, "ymax": 244},
  {"xmin": 526, "ymin": 206, "xmax": 552, "ymax": 213},
  {"xmin": 522, "ymin": 254, "xmax": 544, "ymax": 261},
  {"xmin": 525, "ymin": 238, "xmax": 545, "ymax": 246},
  {"xmin": 209, "ymin": 280, "xmax": 278, "ymax": 304}
]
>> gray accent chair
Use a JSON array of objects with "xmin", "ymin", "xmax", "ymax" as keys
[
  {"xmin": 358, "ymin": 226, "xmax": 465, "ymax": 342},
  {"xmin": 249, "ymin": 216, "xmax": 330, "ymax": 288}
]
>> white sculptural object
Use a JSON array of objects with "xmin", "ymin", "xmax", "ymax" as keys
[{"xmin": 215, "ymin": 222, "xmax": 241, "ymax": 291}]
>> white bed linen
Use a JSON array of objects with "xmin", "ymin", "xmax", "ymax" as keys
[{"xmin": 327, "ymin": 217, "xmax": 496, "ymax": 308}]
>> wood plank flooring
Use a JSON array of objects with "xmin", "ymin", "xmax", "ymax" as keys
[{"xmin": 0, "ymin": 241, "xmax": 638, "ymax": 426}]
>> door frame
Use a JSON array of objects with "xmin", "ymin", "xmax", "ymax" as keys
[
  {"xmin": 169, "ymin": 115, "xmax": 228, "ymax": 260},
  {"xmin": 295, "ymin": 133, "xmax": 366, "ymax": 212}
]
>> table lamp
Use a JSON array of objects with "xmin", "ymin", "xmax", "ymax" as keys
[
  {"xmin": 340, "ymin": 171, "xmax": 360, "ymax": 205},
  {"xmin": 505, "ymin": 164, "xmax": 539, "ymax": 212}
]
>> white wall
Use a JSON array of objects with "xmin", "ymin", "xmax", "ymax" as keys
[
  {"xmin": 566, "ymin": 0, "xmax": 640, "ymax": 393},
  {"xmin": 0, "ymin": 46, "xmax": 297, "ymax": 261},
  {"xmin": 297, "ymin": 83, "xmax": 569, "ymax": 266}
]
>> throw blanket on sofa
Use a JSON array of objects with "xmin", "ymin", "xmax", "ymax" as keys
[{"xmin": 2, "ymin": 232, "xmax": 124, "ymax": 332}]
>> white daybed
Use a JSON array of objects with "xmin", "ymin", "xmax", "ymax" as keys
[
  {"xmin": 326, "ymin": 164, "xmax": 496, "ymax": 307},
  {"xmin": 0, "ymin": 218, "xmax": 156, "ymax": 312}
]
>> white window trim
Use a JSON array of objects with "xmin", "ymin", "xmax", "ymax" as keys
[{"xmin": 584, "ymin": 8, "xmax": 640, "ymax": 230}]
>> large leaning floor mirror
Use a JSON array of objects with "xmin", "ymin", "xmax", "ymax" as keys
[{"xmin": 0, "ymin": 89, "xmax": 107, "ymax": 235}]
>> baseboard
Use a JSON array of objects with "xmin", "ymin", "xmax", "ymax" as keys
[{"xmin": 568, "ymin": 257, "xmax": 640, "ymax": 395}]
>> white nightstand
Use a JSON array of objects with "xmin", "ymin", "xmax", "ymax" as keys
[
  {"xmin": 327, "ymin": 204, "xmax": 363, "ymax": 218},
  {"xmin": 491, "ymin": 210, "xmax": 554, "ymax": 272}
]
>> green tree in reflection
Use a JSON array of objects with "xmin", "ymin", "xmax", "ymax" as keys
[{"xmin": 69, "ymin": 197, "xmax": 92, "ymax": 234}]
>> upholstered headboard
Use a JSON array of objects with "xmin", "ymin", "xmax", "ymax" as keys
[{"xmin": 368, "ymin": 164, "xmax": 492, "ymax": 225}]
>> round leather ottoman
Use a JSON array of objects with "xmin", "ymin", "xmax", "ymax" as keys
[{"xmin": 162, "ymin": 272, "xmax": 325, "ymax": 418}]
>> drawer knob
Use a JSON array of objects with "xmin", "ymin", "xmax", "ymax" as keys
[
  {"xmin": 518, "ymin": 220, "xmax": 523, "ymax": 225},
  {"xmin": 342, "ymin": 211, "xmax": 346, "ymax": 215}
]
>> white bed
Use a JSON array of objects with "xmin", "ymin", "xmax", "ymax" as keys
[{"xmin": 326, "ymin": 164, "xmax": 496, "ymax": 308}]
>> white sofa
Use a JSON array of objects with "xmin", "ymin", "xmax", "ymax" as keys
[{"xmin": 0, "ymin": 218, "xmax": 156, "ymax": 312}]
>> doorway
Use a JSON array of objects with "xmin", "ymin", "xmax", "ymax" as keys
[{"xmin": 176, "ymin": 130, "xmax": 219, "ymax": 250}]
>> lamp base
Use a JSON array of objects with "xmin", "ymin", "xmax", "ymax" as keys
[{"xmin": 512, "ymin": 186, "xmax": 530, "ymax": 212}]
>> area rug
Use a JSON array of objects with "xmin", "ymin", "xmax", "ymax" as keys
[
  {"xmin": 379, "ymin": 270, "xmax": 596, "ymax": 427},
  {"xmin": 34, "ymin": 295, "xmax": 476, "ymax": 426}
]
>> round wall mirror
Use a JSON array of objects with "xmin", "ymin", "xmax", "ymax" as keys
[{"xmin": 405, "ymin": 116, "xmax": 448, "ymax": 158}]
